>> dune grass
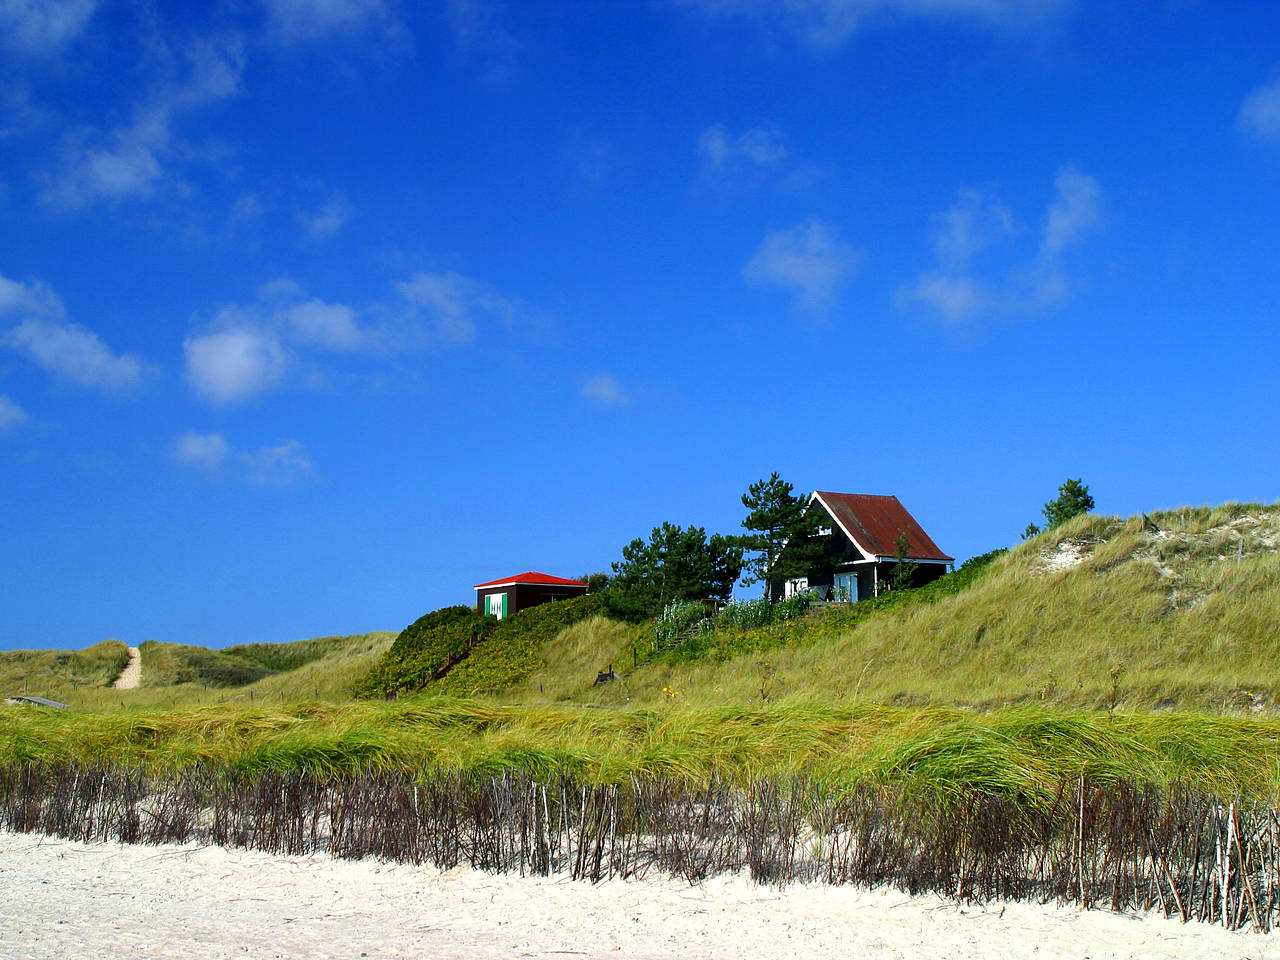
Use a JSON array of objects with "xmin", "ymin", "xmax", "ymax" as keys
[
  {"xmin": 0, "ymin": 640, "xmax": 131, "ymax": 703},
  {"xmin": 2, "ymin": 632, "xmax": 396, "ymax": 713},
  {"xmin": 515, "ymin": 504, "xmax": 1280, "ymax": 714},
  {"xmin": 4, "ymin": 696, "xmax": 1280, "ymax": 807}
]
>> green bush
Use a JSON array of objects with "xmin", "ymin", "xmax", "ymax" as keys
[
  {"xmin": 357, "ymin": 597, "xmax": 604, "ymax": 698},
  {"xmin": 439, "ymin": 595, "xmax": 603, "ymax": 695},
  {"xmin": 355, "ymin": 605, "xmax": 494, "ymax": 698}
]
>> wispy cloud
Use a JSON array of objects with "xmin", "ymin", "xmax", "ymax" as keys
[
  {"xmin": 170, "ymin": 431, "xmax": 231, "ymax": 469},
  {"xmin": 445, "ymin": 0, "xmax": 519, "ymax": 83},
  {"xmin": 0, "ymin": 394, "xmax": 28, "ymax": 431},
  {"xmin": 42, "ymin": 37, "xmax": 244, "ymax": 209},
  {"xmin": 0, "ymin": 0, "xmax": 97, "ymax": 58},
  {"xmin": 682, "ymin": 0, "xmax": 1067, "ymax": 48},
  {"xmin": 243, "ymin": 438, "xmax": 314, "ymax": 485},
  {"xmin": 170, "ymin": 430, "xmax": 313, "ymax": 485},
  {"xmin": 743, "ymin": 217, "xmax": 864, "ymax": 316},
  {"xmin": 393, "ymin": 271, "xmax": 520, "ymax": 345},
  {"xmin": 0, "ymin": 272, "xmax": 148, "ymax": 392},
  {"xmin": 285, "ymin": 299, "xmax": 369, "ymax": 351},
  {"xmin": 260, "ymin": 0, "xmax": 399, "ymax": 45},
  {"xmin": 299, "ymin": 193, "xmax": 353, "ymax": 241},
  {"xmin": 900, "ymin": 166, "xmax": 1103, "ymax": 322},
  {"xmin": 1238, "ymin": 76, "xmax": 1280, "ymax": 144},
  {"xmin": 581, "ymin": 373, "xmax": 628, "ymax": 406},
  {"xmin": 699, "ymin": 124, "xmax": 787, "ymax": 175},
  {"xmin": 183, "ymin": 270, "xmax": 530, "ymax": 403}
]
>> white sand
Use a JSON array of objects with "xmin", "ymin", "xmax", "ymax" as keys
[
  {"xmin": 111, "ymin": 647, "xmax": 141, "ymax": 690},
  {"xmin": 0, "ymin": 832, "xmax": 1273, "ymax": 960}
]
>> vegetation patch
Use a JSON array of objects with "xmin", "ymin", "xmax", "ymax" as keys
[
  {"xmin": 357, "ymin": 596, "xmax": 604, "ymax": 699},
  {"xmin": 0, "ymin": 640, "xmax": 132, "ymax": 698}
]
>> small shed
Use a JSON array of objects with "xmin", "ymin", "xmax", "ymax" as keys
[{"xmin": 473, "ymin": 571, "xmax": 589, "ymax": 620}]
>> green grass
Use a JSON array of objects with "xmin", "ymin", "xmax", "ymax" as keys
[
  {"xmin": 4, "ymin": 696, "xmax": 1280, "ymax": 806},
  {"xmin": 1, "ymin": 632, "xmax": 396, "ymax": 712},
  {"xmin": 517, "ymin": 503, "xmax": 1280, "ymax": 714},
  {"xmin": 0, "ymin": 639, "xmax": 131, "ymax": 702}
]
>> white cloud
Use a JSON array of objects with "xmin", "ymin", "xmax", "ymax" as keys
[
  {"xmin": 183, "ymin": 325, "xmax": 287, "ymax": 404},
  {"xmin": 743, "ymin": 217, "xmax": 863, "ymax": 315},
  {"xmin": 0, "ymin": 394, "xmax": 28, "ymax": 430},
  {"xmin": 170, "ymin": 431, "xmax": 230, "ymax": 469},
  {"xmin": 0, "ymin": 273, "xmax": 63, "ymax": 319},
  {"xmin": 1239, "ymin": 77, "xmax": 1280, "ymax": 143},
  {"xmin": 683, "ymin": 0, "xmax": 1065, "ymax": 47},
  {"xmin": 182, "ymin": 271, "xmax": 531, "ymax": 402},
  {"xmin": 394, "ymin": 271, "xmax": 519, "ymax": 344},
  {"xmin": 581, "ymin": 373, "xmax": 628, "ymax": 406},
  {"xmin": 299, "ymin": 194, "xmax": 352, "ymax": 241},
  {"xmin": 900, "ymin": 166, "xmax": 1102, "ymax": 322},
  {"xmin": 0, "ymin": 0, "xmax": 96, "ymax": 57},
  {"xmin": 262, "ymin": 0, "xmax": 397, "ymax": 44},
  {"xmin": 900, "ymin": 273, "xmax": 988, "ymax": 323},
  {"xmin": 0, "ymin": 271, "xmax": 149, "ymax": 392},
  {"xmin": 929, "ymin": 187, "xmax": 1016, "ymax": 271},
  {"xmin": 242, "ymin": 438, "xmax": 313, "ymax": 485},
  {"xmin": 699, "ymin": 124, "xmax": 787, "ymax": 174},
  {"xmin": 285, "ymin": 298, "xmax": 368, "ymax": 351},
  {"xmin": 4, "ymin": 319, "xmax": 146, "ymax": 391},
  {"xmin": 170, "ymin": 431, "xmax": 313, "ymax": 484},
  {"xmin": 43, "ymin": 37, "xmax": 244, "ymax": 209},
  {"xmin": 1042, "ymin": 166, "xmax": 1102, "ymax": 259}
]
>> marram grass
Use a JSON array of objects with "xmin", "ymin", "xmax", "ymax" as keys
[{"xmin": 4, "ymin": 697, "xmax": 1280, "ymax": 807}]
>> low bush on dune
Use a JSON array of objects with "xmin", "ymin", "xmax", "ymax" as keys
[{"xmin": 356, "ymin": 595, "xmax": 604, "ymax": 699}]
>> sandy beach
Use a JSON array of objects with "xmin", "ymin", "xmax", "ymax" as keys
[{"xmin": 0, "ymin": 831, "xmax": 1272, "ymax": 960}]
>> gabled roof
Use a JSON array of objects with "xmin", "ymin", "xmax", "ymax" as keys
[
  {"xmin": 812, "ymin": 492, "xmax": 953, "ymax": 562},
  {"xmin": 473, "ymin": 571, "xmax": 589, "ymax": 590}
]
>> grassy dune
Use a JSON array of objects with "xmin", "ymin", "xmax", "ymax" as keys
[
  {"xmin": 2, "ymin": 633, "xmax": 395, "ymax": 712},
  {"xmin": 3, "ymin": 501, "xmax": 1279, "ymax": 814},
  {"xmin": 519, "ymin": 503, "xmax": 1280, "ymax": 713},
  {"xmin": 0, "ymin": 640, "xmax": 131, "ymax": 703}
]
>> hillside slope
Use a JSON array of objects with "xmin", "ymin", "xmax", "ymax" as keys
[
  {"xmin": 515, "ymin": 503, "xmax": 1280, "ymax": 713},
  {"xmin": 1, "ymin": 633, "xmax": 395, "ymax": 711}
]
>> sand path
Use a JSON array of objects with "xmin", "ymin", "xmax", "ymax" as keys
[
  {"xmin": 0, "ymin": 831, "xmax": 1272, "ymax": 960},
  {"xmin": 112, "ymin": 646, "xmax": 141, "ymax": 690}
]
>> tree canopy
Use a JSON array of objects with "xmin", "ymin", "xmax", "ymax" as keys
[
  {"xmin": 739, "ymin": 473, "xmax": 834, "ymax": 589},
  {"xmin": 607, "ymin": 522, "xmax": 743, "ymax": 620},
  {"xmin": 1024, "ymin": 477, "xmax": 1095, "ymax": 539}
]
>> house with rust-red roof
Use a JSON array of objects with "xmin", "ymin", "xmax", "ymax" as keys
[
  {"xmin": 769, "ymin": 492, "xmax": 953, "ymax": 603},
  {"xmin": 473, "ymin": 571, "xmax": 588, "ymax": 620}
]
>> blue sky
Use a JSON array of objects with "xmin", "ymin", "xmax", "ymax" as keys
[{"xmin": 2, "ymin": 0, "xmax": 1279, "ymax": 651}]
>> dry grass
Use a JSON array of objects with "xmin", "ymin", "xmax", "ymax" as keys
[
  {"xmin": 1, "ymin": 633, "xmax": 395, "ymax": 713},
  {"xmin": 519, "ymin": 503, "xmax": 1280, "ymax": 714}
]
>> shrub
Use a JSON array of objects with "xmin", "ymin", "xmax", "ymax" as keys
[
  {"xmin": 355, "ymin": 606, "xmax": 494, "ymax": 698},
  {"xmin": 654, "ymin": 600, "xmax": 713, "ymax": 651},
  {"xmin": 358, "ymin": 597, "xmax": 606, "ymax": 698},
  {"xmin": 439, "ymin": 595, "xmax": 604, "ymax": 695}
]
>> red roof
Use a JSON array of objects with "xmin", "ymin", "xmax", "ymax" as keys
[
  {"xmin": 473, "ymin": 571, "xmax": 589, "ymax": 590},
  {"xmin": 812, "ymin": 492, "xmax": 953, "ymax": 561}
]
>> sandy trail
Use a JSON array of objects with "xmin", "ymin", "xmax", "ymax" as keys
[
  {"xmin": 0, "ymin": 831, "xmax": 1273, "ymax": 960},
  {"xmin": 111, "ymin": 646, "xmax": 141, "ymax": 690}
]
